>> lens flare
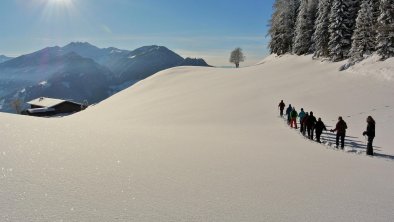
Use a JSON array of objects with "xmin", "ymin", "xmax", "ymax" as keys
[
  {"xmin": 40, "ymin": 0, "xmax": 76, "ymax": 20},
  {"xmin": 50, "ymin": 0, "xmax": 72, "ymax": 5}
]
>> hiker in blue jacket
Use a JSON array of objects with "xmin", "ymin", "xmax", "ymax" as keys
[
  {"xmin": 298, "ymin": 108, "xmax": 306, "ymax": 133},
  {"xmin": 285, "ymin": 104, "xmax": 292, "ymax": 125},
  {"xmin": 301, "ymin": 112, "xmax": 309, "ymax": 136}
]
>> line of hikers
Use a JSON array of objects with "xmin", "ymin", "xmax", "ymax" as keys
[{"xmin": 278, "ymin": 100, "xmax": 376, "ymax": 156}]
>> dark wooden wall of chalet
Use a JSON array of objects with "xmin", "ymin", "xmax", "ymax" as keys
[
  {"xmin": 31, "ymin": 105, "xmax": 43, "ymax": 109},
  {"xmin": 53, "ymin": 102, "xmax": 82, "ymax": 114}
]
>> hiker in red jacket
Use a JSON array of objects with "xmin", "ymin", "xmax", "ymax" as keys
[
  {"xmin": 290, "ymin": 107, "xmax": 298, "ymax": 129},
  {"xmin": 330, "ymin": 116, "xmax": 348, "ymax": 149}
]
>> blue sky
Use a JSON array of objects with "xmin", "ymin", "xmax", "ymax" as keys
[{"xmin": 0, "ymin": 0, "xmax": 274, "ymax": 66}]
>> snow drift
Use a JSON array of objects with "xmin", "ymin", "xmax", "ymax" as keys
[{"xmin": 0, "ymin": 55, "xmax": 393, "ymax": 221}]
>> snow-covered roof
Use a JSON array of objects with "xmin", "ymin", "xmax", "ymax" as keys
[{"xmin": 27, "ymin": 97, "xmax": 80, "ymax": 108}]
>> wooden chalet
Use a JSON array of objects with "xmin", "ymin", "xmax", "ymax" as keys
[{"xmin": 25, "ymin": 97, "xmax": 86, "ymax": 117}]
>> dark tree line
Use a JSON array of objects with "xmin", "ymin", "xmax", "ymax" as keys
[{"xmin": 268, "ymin": 0, "xmax": 394, "ymax": 62}]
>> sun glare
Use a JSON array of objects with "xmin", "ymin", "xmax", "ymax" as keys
[
  {"xmin": 44, "ymin": 0, "xmax": 74, "ymax": 9},
  {"xmin": 50, "ymin": 0, "xmax": 72, "ymax": 5},
  {"xmin": 39, "ymin": 0, "xmax": 76, "ymax": 20}
]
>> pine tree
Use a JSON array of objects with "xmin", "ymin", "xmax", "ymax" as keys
[
  {"xmin": 293, "ymin": 0, "xmax": 319, "ymax": 55},
  {"xmin": 328, "ymin": 0, "xmax": 360, "ymax": 61},
  {"xmin": 348, "ymin": 0, "xmax": 362, "ymax": 32},
  {"xmin": 350, "ymin": 0, "xmax": 375, "ymax": 61},
  {"xmin": 376, "ymin": 0, "xmax": 394, "ymax": 60},
  {"xmin": 308, "ymin": 0, "xmax": 320, "ymax": 53},
  {"xmin": 328, "ymin": 0, "xmax": 349, "ymax": 61},
  {"xmin": 268, "ymin": 0, "xmax": 300, "ymax": 55},
  {"xmin": 313, "ymin": 0, "xmax": 333, "ymax": 58},
  {"xmin": 268, "ymin": 0, "xmax": 286, "ymax": 54},
  {"xmin": 368, "ymin": 0, "xmax": 381, "ymax": 49}
]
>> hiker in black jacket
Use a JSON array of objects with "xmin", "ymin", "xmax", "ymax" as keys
[
  {"xmin": 315, "ymin": 118, "xmax": 327, "ymax": 143},
  {"xmin": 301, "ymin": 112, "xmax": 309, "ymax": 136},
  {"xmin": 363, "ymin": 116, "xmax": 375, "ymax": 156},
  {"xmin": 278, "ymin": 100, "xmax": 286, "ymax": 116},
  {"xmin": 330, "ymin": 116, "xmax": 348, "ymax": 149},
  {"xmin": 305, "ymin": 111, "xmax": 317, "ymax": 140}
]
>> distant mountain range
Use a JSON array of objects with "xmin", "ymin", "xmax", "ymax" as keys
[
  {"xmin": 0, "ymin": 55, "xmax": 13, "ymax": 64},
  {"xmin": 0, "ymin": 42, "xmax": 211, "ymax": 113}
]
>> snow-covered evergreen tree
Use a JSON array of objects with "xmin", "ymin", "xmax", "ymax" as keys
[
  {"xmin": 268, "ymin": 0, "xmax": 300, "ymax": 55},
  {"xmin": 328, "ymin": 0, "xmax": 349, "ymax": 61},
  {"xmin": 268, "ymin": 0, "xmax": 286, "ymax": 54},
  {"xmin": 350, "ymin": 0, "xmax": 375, "ymax": 61},
  {"xmin": 313, "ymin": 0, "xmax": 333, "ymax": 58},
  {"xmin": 371, "ymin": 0, "xmax": 381, "ymax": 32},
  {"xmin": 307, "ymin": 0, "xmax": 321, "ymax": 53},
  {"xmin": 376, "ymin": 0, "xmax": 394, "ymax": 60},
  {"xmin": 293, "ymin": 0, "xmax": 319, "ymax": 55},
  {"xmin": 328, "ymin": 0, "xmax": 361, "ymax": 61},
  {"xmin": 348, "ymin": 0, "xmax": 362, "ymax": 30}
]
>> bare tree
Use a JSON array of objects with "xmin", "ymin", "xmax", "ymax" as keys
[
  {"xmin": 10, "ymin": 99, "xmax": 22, "ymax": 114},
  {"xmin": 229, "ymin": 48, "xmax": 245, "ymax": 68}
]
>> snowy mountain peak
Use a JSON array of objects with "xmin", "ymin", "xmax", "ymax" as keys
[
  {"xmin": 20, "ymin": 46, "xmax": 63, "ymax": 59},
  {"xmin": 36, "ymin": 46, "xmax": 62, "ymax": 53},
  {"xmin": 64, "ymin": 41, "xmax": 98, "ymax": 49},
  {"xmin": 134, "ymin": 45, "xmax": 167, "ymax": 53},
  {"xmin": 0, "ymin": 46, "xmax": 64, "ymax": 69},
  {"xmin": 178, "ymin": 57, "xmax": 211, "ymax": 67},
  {"xmin": 62, "ymin": 42, "xmax": 103, "ymax": 59}
]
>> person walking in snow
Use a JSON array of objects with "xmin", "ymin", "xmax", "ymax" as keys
[
  {"xmin": 330, "ymin": 116, "xmax": 348, "ymax": 149},
  {"xmin": 315, "ymin": 118, "xmax": 327, "ymax": 143},
  {"xmin": 278, "ymin": 100, "xmax": 286, "ymax": 117},
  {"xmin": 298, "ymin": 108, "xmax": 306, "ymax": 133},
  {"xmin": 363, "ymin": 116, "xmax": 375, "ymax": 156},
  {"xmin": 305, "ymin": 111, "xmax": 317, "ymax": 140},
  {"xmin": 290, "ymin": 107, "xmax": 298, "ymax": 129},
  {"xmin": 301, "ymin": 112, "xmax": 309, "ymax": 136},
  {"xmin": 285, "ymin": 104, "xmax": 292, "ymax": 125}
]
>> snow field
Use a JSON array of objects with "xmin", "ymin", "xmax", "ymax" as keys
[{"xmin": 0, "ymin": 55, "xmax": 394, "ymax": 221}]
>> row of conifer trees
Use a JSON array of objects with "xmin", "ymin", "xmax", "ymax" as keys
[{"xmin": 268, "ymin": 0, "xmax": 394, "ymax": 62}]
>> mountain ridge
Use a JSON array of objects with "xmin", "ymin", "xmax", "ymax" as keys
[
  {"xmin": 0, "ymin": 55, "xmax": 13, "ymax": 64},
  {"xmin": 0, "ymin": 42, "xmax": 211, "ymax": 113}
]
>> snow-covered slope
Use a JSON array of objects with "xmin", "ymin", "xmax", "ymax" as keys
[{"xmin": 0, "ymin": 55, "xmax": 393, "ymax": 221}]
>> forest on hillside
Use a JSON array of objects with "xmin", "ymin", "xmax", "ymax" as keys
[{"xmin": 268, "ymin": 0, "xmax": 394, "ymax": 63}]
